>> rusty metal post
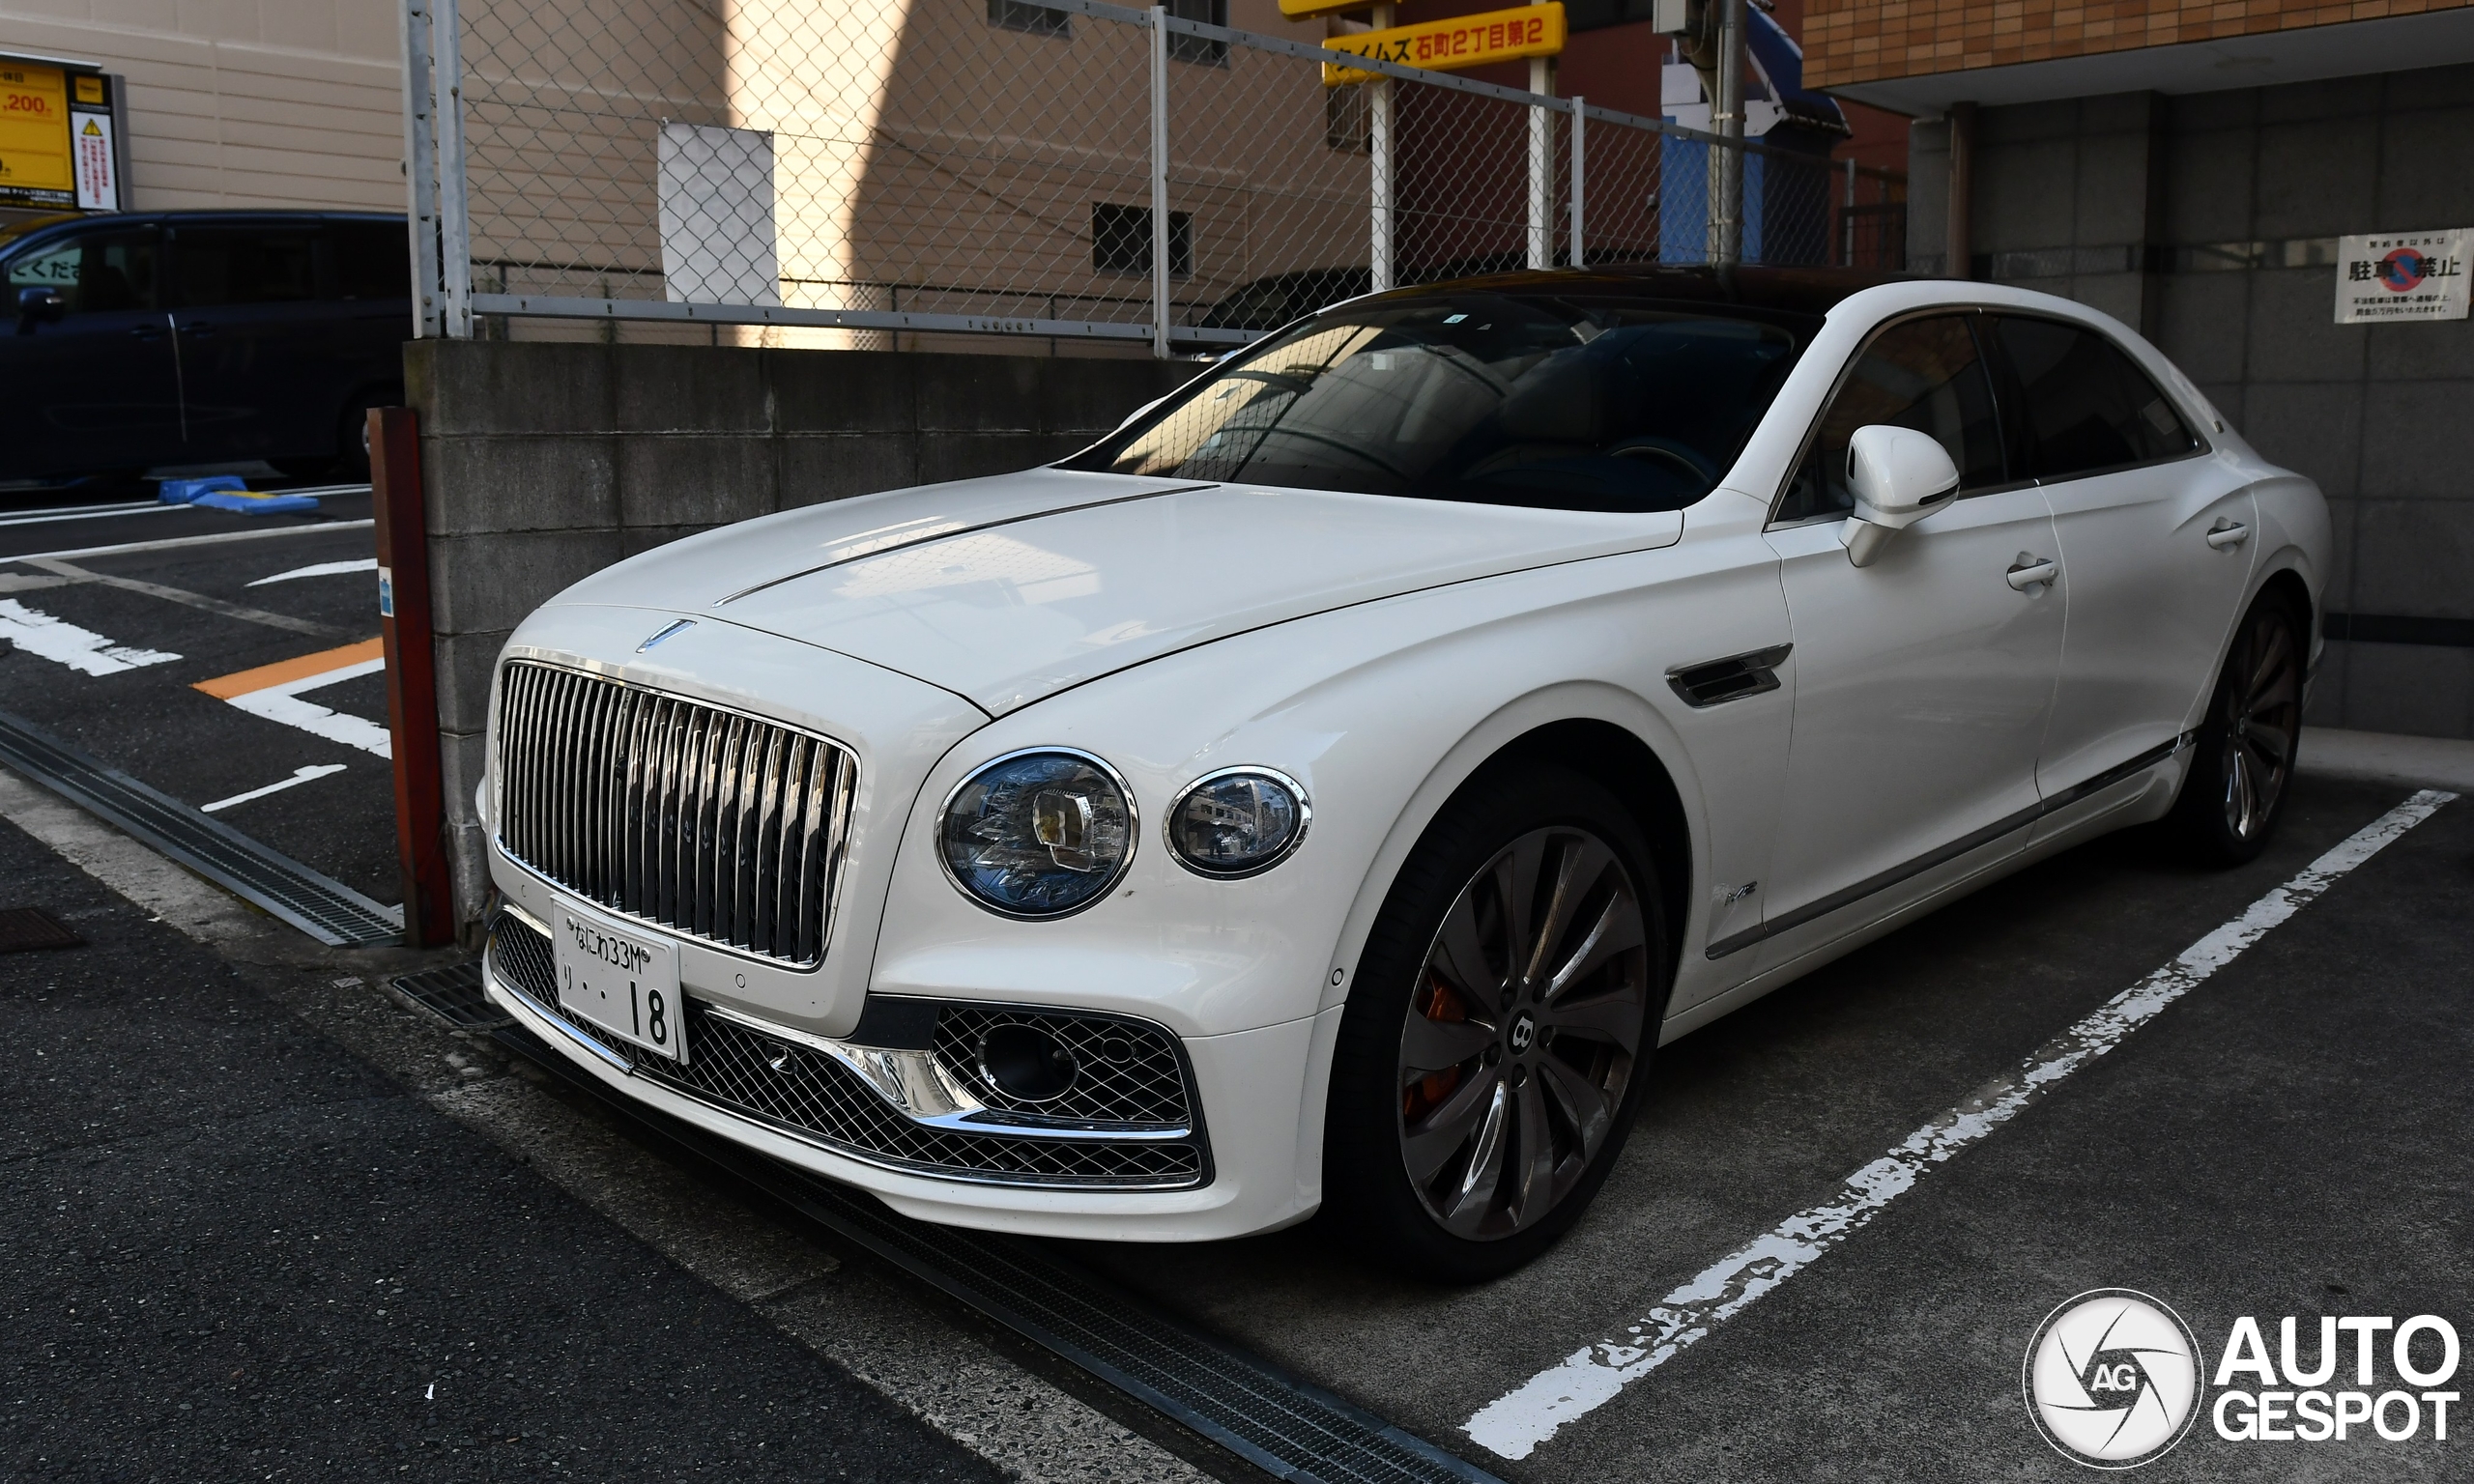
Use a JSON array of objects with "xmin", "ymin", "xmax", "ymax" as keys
[{"xmin": 370, "ymin": 406, "xmax": 455, "ymax": 947}]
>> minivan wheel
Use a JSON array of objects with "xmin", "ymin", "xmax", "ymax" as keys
[
  {"xmin": 1323, "ymin": 767, "xmax": 1665, "ymax": 1282},
  {"xmin": 2169, "ymin": 593, "xmax": 2305, "ymax": 866},
  {"xmin": 333, "ymin": 390, "xmax": 396, "ymax": 481}
]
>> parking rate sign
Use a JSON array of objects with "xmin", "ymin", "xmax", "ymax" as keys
[
  {"xmin": 0, "ymin": 63, "xmax": 74, "ymax": 207},
  {"xmin": 2335, "ymin": 229, "xmax": 2470, "ymax": 323}
]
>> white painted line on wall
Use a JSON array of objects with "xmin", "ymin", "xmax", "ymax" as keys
[
  {"xmin": 247, "ymin": 557, "xmax": 378, "ymax": 586},
  {"xmin": 0, "ymin": 598, "xmax": 183, "ymax": 675},
  {"xmin": 201, "ymin": 762, "xmax": 348, "ymax": 813},
  {"xmin": 1462, "ymin": 788, "xmax": 2460, "ymax": 1461}
]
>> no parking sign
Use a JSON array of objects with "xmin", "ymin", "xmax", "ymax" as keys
[{"xmin": 2335, "ymin": 230, "xmax": 2469, "ymax": 323}]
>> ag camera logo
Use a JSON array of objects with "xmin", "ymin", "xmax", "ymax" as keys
[{"xmin": 2024, "ymin": 1290, "xmax": 2203, "ymax": 1469}]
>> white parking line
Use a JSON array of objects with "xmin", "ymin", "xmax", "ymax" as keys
[
  {"xmin": 3, "ymin": 518, "xmax": 374, "ymax": 565},
  {"xmin": 0, "ymin": 502, "xmax": 182, "ymax": 528},
  {"xmin": 201, "ymin": 762, "xmax": 348, "ymax": 813},
  {"xmin": 194, "ymin": 638, "xmax": 391, "ymax": 758},
  {"xmin": 1462, "ymin": 788, "xmax": 2460, "ymax": 1461},
  {"xmin": 247, "ymin": 557, "xmax": 378, "ymax": 586},
  {"xmin": 0, "ymin": 598, "xmax": 183, "ymax": 675}
]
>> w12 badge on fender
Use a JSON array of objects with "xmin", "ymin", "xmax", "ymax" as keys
[{"xmin": 553, "ymin": 900, "xmax": 687, "ymax": 1063}]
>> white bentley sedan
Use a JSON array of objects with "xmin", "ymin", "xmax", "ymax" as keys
[{"xmin": 480, "ymin": 268, "xmax": 2326, "ymax": 1279}]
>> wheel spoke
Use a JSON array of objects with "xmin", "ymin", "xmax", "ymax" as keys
[
  {"xmin": 1440, "ymin": 1081, "xmax": 1510, "ymax": 1229},
  {"xmin": 1427, "ymin": 893, "xmax": 1504, "ymax": 1013},
  {"xmin": 1487, "ymin": 837, "xmax": 1545, "ymax": 990},
  {"xmin": 1403, "ymin": 1069, "xmax": 1497, "ymax": 1184},
  {"xmin": 2244, "ymin": 720, "xmax": 2293, "ymax": 768},
  {"xmin": 1537, "ymin": 1056, "xmax": 1612, "ymax": 1156},
  {"xmin": 2228, "ymin": 747, "xmax": 2256, "ymax": 836},
  {"xmin": 1521, "ymin": 835, "xmax": 1612, "ymax": 988},
  {"xmin": 1542, "ymin": 890, "xmax": 1644, "ymax": 1004},
  {"xmin": 1400, "ymin": 1010, "xmax": 1494, "ymax": 1073},
  {"xmin": 1538, "ymin": 990, "xmax": 1645, "ymax": 1055},
  {"xmin": 1509, "ymin": 1077, "xmax": 1555, "ymax": 1224},
  {"xmin": 2245, "ymin": 624, "xmax": 2296, "ymax": 710}
]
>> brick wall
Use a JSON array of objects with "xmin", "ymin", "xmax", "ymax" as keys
[{"xmin": 1806, "ymin": 0, "xmax": 2474, "ymax": 89}]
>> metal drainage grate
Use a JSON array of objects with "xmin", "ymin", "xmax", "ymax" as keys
[
  {"xmin": 0, "ymin": 906, "xmax": 83, "ymax": 953},
  {"xmin": 389, "ymin": 959, "xmax": 504, "ymax": 1028},
  {"xmin": 498, "ymin": 1022, "xmax": 1504, "ymax": 1484},
  {"xmin": 0, "ymin": 707, "xmax": 402, "ymax": 947}
]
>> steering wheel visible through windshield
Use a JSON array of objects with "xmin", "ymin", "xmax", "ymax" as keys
[{"xmin": 1060, "ymin": 293, "xmax": 1810, "ymax": 513}]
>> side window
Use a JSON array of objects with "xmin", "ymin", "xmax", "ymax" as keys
[
  {"xmin": 4, "ymin": 231, "xmax": 159, "ymax": 314},
  {"xmin": 171, "ymin": 226, "xmax": 319, "ymax": 309},
  {"xmin": 1776, "ymin": 313, "xmax": 2005, "ymax": 524},
  {"xmin": 1991, "ymin": 315, "xmax": 2200, "ymax": 480},
  {"xmin": 329, "ymin": 223, "xmax": 411, "ymax": 301}
]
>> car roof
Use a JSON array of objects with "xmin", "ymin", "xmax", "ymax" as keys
[
  {"xmin": 2, "ymin": 208, "xmax": 403, "ymax": 245},
  {"xmin": 1360, "ymin": 263, "xmax": 1911, "ymax": 320}
]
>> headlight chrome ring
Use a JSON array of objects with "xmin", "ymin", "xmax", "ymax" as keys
[
  {"xmin": 939, "ymin": 747, "xmax": 1137, "ymax": 919},
  {"xmin": 1164, "ymin": 766, "xmax": 1310, "ymax": 880}
]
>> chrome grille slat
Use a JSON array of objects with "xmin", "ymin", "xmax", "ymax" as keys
[{"xmin": 496, "ymin": 661, "xmax": 852, "ymax": 967}]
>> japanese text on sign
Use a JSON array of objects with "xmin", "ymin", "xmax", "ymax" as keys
[
  {"xmin": 1322, "ymin": 4, "xmax": 1566, "ymax": 86},
  {"xmin": 0, "ymin": 64, "xmax": 74, "ymax": 202},
  {"xmin": 2334, "ymin": 230, "xmax": 2469, "ymax": 323}
]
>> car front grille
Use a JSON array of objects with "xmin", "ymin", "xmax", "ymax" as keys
[
  {"xmin": 487, "ymin": 912, "xmax": 1209, "ymax": 1189},
  {"xmin": 494, "ymin": 660, "xmax": 854, "ymax": 967}
]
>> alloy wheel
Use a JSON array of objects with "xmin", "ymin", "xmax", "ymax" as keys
[
  {"xmin": 2219, "ymin": 606, "xmax": 2301, "ymax": 842},
  {"xmin": 1395, "ymin": 824, "xmax": 1650, "ymax": 1241}
]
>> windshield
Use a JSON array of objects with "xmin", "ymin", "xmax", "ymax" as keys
[
  {"xmin": 0, "ymin": 214, "xmax": 80, "ymax": 258},
  {"xmin": 1060, "ymin": 293, "xmax": 1813, "ymax": 513}
]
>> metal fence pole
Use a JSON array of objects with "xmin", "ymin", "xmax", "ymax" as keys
[
  {"xmin": 1149, "ymin": 6, "xmax": 1170, "ymax": 358},
  {"xmin": 1526, "ymin": 39, "xmax": 1550, "ymax": 270},
  {"xmin": 1368, "ymin": 3, "xmax": 1394, "ymax": 293},
  {"xmin": 1568, "ymin": 97, "xmax": 1585, "ymax": 269},
  {"xmin": 398, "ymin": 0, "xmax": 443, "ymax": 339},
  {"xmin": 432, "ymin": 0, "xmax": 474, "ymax": 338},
  {"xmin": 1711, "ymin": 0, "xmax": 1743, "ymax": 264}
]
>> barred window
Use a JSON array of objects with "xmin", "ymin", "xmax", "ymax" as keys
[
  {"xmin": 1166, "ymin": 0, "xmax": 1228, "ymax": 65},
  {"xmin": 990, "ymin": 0, "xmax": 1069, "ymax": 38},
  {"xmin": 1092, "ymin": 204, "xmax": 1193, "ymax": 277}
]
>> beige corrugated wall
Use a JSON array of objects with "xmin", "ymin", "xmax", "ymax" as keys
[{"xmin": 0, "ymin": 0, "xmax": 402, "ymax": 213}]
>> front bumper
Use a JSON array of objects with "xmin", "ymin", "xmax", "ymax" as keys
[{"xmin": 485, "ymin": 905, "xmax": 1330, "ymax": 1241}]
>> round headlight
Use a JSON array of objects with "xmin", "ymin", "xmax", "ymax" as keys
[
  {"xmin": 940, "ymin": 749, "xmax": 1135, "ymax": 918},
  {"xmin": 1165, "ymin": 767, "xmax": 1309, "ymax": 878}
]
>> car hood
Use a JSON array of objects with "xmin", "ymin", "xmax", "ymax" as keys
[{"xmin": 550, "ymin": 469, "xmax": 1684, "ymax": 715}]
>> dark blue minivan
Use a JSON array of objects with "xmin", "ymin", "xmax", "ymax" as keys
[{"xmin": 2, "ymin": 210, "xmax": 410, "ymax": 484}]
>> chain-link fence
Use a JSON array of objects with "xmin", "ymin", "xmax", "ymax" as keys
[{"xmin": 399, "ymin": 0, "xmax": 1902, "ymax": 352}]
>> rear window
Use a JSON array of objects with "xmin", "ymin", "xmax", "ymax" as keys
[{"xmin": 1060, "ymin": 292, "xmax": 1813, "ymax": 513}]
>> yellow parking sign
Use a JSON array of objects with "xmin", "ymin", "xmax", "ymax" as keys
[
  {"xmin": 0, "ymin": 63, "xmax": 74, "ymax": 202},
  {"xmin": 1321, "ymin": 4, "xmax": 1566, "ymax": 86}
]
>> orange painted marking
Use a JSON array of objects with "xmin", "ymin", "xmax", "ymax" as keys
[{"xmin": 192, "ymin": 637, "xmax": 384, "ymax": 699}]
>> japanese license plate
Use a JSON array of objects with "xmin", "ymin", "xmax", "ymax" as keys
[{"xmin": 551, "ymin": 899, "xmax": 687, "ymax": 1064}]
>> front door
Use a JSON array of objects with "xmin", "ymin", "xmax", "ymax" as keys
[
  {"xmin": 1750, "ymin": 311, "xmax": 2067, "ymax": 966},
  {"xmin": 166, "ymin": 220, "xmax": 333, "ymax": 466},
  {"xmin": 0, "ymin": 224, "xmax": 182, "ymax": 480},
  {"xmin": 1986, "ymin": 314, "xmax": 2259, "ymax": 794}
]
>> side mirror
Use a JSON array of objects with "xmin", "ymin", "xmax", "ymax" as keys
[
  {"xmin": 1840, "ymin": 424, "xmax": 1961, "ymax": 568},
  {"xmin": 14, "ymin": 285, "xmax": 66, "ymax": 334}
]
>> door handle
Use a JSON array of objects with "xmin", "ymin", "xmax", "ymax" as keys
[
  {"xmin": 182, "ymin": 321, "xmax": 216, "ymax": 337},
  {"xmin": 2005, "ymin": 557, "xmax": 2059, "ymax": 591},
  {"xmin": 2206, "ymin": 519, "xmax": 2250, "ymax": 550},
  {"xmin": 129, "ymin": 323, "xmax": 165, "ymax": 340}
]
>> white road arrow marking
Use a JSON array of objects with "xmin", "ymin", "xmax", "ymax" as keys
[{"xmin": 0, "ymin": 598, "xmax": 182, "ymax": 675}]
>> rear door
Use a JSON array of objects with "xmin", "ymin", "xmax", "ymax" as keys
[
  {"xmin": 0, "ymin": 223, "xmax": 182, "ymax": 479},
  {"xmin": 1987, "ymin": 314, "xmax": 2257, "ymax": 798},
  {"xmin": 1749, "ymin": 311, "xmax": 2067, "ymax": 969},
  {"xmin": 166, "ymin": 219, "xmax": 334, "ymax": 465}
]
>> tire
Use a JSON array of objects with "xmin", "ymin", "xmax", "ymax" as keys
[
  {"xmin": 2167, "ymin": 591, "xmax": 2306, "ymax": 866},
  {"xmin": 1321, "ymin": 766, "xmax": 1668, "ymax": 1282}
]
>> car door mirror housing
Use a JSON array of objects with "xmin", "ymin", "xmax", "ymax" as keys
[
  {"xmin": 1841, "ymin": 424, "xmax": 1962, "ymax": 567},
  {"xmin": 14, "ymin": 286, "xmax": 67, "ymax": 333}
]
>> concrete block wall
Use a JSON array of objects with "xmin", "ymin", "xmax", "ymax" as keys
[
  {"xmin": 404, "ymin": 339, "xmax": 1200, "ymax": 936},
  {"xmin": 1907, "ymin": 63, "xmax": 2474, "ymax": 740}
]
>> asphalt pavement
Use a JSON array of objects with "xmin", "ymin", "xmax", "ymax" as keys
[
  {"xmin": 0, "ymin": 808, "xmax": 1008, "ymax": 1482},
  {"xmin": 0, "ymin": 493, "xmax": 397, "ymax": 902}
]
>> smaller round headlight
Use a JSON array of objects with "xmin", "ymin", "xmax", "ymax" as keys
[
  {"xmin": 940, "ymin": 749, "xmax": 1135, "ymax": 918},
  {"xmin": 1165, "ymin": 768, "xmax": 1309, "ymax": 878}
]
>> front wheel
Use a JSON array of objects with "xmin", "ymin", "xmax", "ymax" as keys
[
  {"xmin": 1322, "ymin": 768, "xmax": 1666, "ymax": 1281},
  {"xmin": 2168, "ymin": 592, "xmax": 2305, "ymax": 865}
]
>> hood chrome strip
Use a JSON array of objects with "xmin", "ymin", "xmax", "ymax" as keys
[{"xmin": 712, "ymin": 480, "xmax": 1220, "ymax": 608}]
